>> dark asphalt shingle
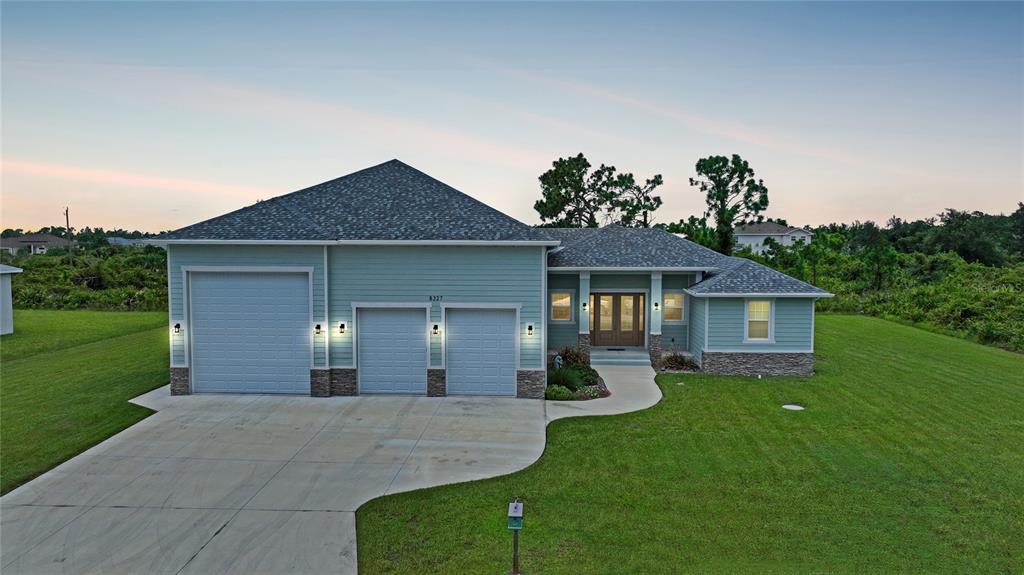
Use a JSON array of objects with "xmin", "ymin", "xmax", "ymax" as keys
[
  {"xmin": 687, "ymin": 257, "xmax": 832, "ymax": 296},
  {"xmin": 545, "ymin": 225, "xmax": 732, "ymax": 269},
  {"xmin": 158, "ymin": 160, "xmax": 541, "ymax": 242}
]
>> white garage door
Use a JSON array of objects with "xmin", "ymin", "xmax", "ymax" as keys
[
  {"xmin": 358, "ymin": 308, "xmax": 427, "ymax": 394},
  {"xmin": 446, "ymin": 308, "xmax": 517, "ymax": 396},
  {"xmin": 190, "ymin": 272, "xmax": 310, "ymax": 394}
]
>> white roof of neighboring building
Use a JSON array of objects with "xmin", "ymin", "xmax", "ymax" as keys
[{"xmin": 0, "ymin": 264, "xmax": 24, "ymax": 274}]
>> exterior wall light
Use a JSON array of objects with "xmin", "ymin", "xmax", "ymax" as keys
[
  {"xmin": 653, "ymin": 302, "xmax": 660, "ymax": 312},
  {"xmin": 432, "ymin": 324, "xmax": 440, "ymax": 335},
  {"xmin": 314, "ymin": 324, "xmax": 322, "ymax": 335},
  {"xmin": 526, "ymin": 324, "xmax": 534, "ymax": 336},
  {"xmin": 581, "ymin": 301, "xmax": 588, "ymax": 311},
  {"xmin": 173, "ymin": 323, "xmax": 181, "ymax": 334},
  {"xmin": 339, "ymin": 322, "xmax": 346, "ymax": 334}
]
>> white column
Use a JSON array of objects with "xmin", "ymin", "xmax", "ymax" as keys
[
  {"xmin": 579, "ymin": 271, "xmax": 590, "ymax": 334},
  {"xmin": 650, "ymin": 272, "xmax": 663, "ymax": 335}
]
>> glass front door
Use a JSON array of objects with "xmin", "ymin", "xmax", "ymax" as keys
[{"xmin": 591, "ymin": 293, "xmax": 645, "ymax": 347}]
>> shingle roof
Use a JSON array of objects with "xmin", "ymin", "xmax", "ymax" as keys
[
  {"xmin": 734, "ymin": 222, "xmax": 810, "ymax": 235},
  {"xmin": 546, "ymin": 224, "xmax": 732, "ymax": 269},
  {"xmin": 0, "ymin": 234, "xmax": 73, "ymax": 248},
  {"xmin": 157, "ymin": 160, "xmax": 545, "ymax": 242},
  {"xmin": 687, "ymin": 257, "xmax": 832, "ymax": 296}
]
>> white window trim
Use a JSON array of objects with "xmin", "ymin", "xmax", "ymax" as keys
[
  {"xmin": 662, "ymin": 290, "xmax": 686, "ymax": 324},
  {"xmin": 548, "ymin": 289, "xmax": 575, "ymax": 323},
  {"xmin": 743, "ymin": 298, "xmax": 775, "ymax": 344}
]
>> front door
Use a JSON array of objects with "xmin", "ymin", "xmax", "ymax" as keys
[{"xmin": 592, "ymin": 293, "xmax": 645, "ymax": 347}]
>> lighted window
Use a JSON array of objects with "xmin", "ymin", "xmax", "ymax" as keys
[
  {"xmin": 663, "ymin": 292, "xmax": 685, "ymax": 322},
  {"xmin": 550, "ymin": 292, "xmax": 573, "ymax": 322},
  {"xmin": 746, "ymin": 300, "xmax": 771, "ymax": 340}
]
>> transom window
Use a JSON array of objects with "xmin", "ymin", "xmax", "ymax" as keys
[
  {"xmin": 550, "ymin": 291, "xmax": 573, "ymax": 322},
  {"xmin": 746, "ymin": 300, "xmax": 772, "ymax": 341},
  {"xmin": 663, "ymin": 292, "xmax": 685, "ymax": 322}
]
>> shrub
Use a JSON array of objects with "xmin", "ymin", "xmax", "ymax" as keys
[
  {"xmin": 577, "ymin": 365, "xmax": 600, "ymax": 386},
  {"xmin": 662, "ymin": 353, "xmax": 699, "ymax": 371},
  {"xmin": 556, "ymin": 346, "xmax": 588, "ymax": 368},
  {"xmin": 548, "ymin": 367, "xmax": 584, "ymax": 391},
  {"xmin": 545, "ymin": 385, "xmax": 573, "ymax": 401}
]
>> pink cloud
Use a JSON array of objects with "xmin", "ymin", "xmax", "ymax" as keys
[{"xmin": 1, "ymin": 159, "xmax": 273, "ymax": 198}]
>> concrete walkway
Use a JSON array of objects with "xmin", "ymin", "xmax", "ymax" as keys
[{"xmin": 0, "ymin": 366, "xmax": 659, "ymax": 574}]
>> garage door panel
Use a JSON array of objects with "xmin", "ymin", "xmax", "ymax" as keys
[
  {"xmin": 358, "ymin": 308, "xmax": 427, "ymax": 394},
  {"xmin": 446, "ymin": 309, "xmax": 516, "ymax": 396},
  {"xmin": 190, "ymin": 272, "xmax": 310, "ymax": 394}
]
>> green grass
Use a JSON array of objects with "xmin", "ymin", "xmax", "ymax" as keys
[
  {"xmin": 0, "ymin": 310, "xmax": 169, "ymax": 494},
  {"xmin": 0, "ymin": 309, "xmax": 166, "ymax": 362},
  {"xmin": 356, "ymin": 315, "xmax": 1024, "ymax": 574}
]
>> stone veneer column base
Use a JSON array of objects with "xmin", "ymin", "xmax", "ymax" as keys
[
  {"xmin": 330, "ymin": 368, "xmax": 358, "ymax": 396},
  {"xmin": 516, "ymin": 370, "xmax": 546, "ymax": 399},
  {"xmin": 701, "ymin": 352, "xmax": 814, "ymax": 377},
  {"xmin": 648, "ymin": 334, "xmax": 662, "ymax": 369},
  {"xmin": 427, "ymin": 369, "xmax": 447, "ymax": 397},
  {"xmin": 310, "ymin": 370, "xmax": 330, "ymax": 397},
  {"xmin": 170, "ymin": 367, "xmax": 190, "ymax": 395},
  {"xmin": 577, "ymin": 333, "xmax": 592, "ymax": 366}
]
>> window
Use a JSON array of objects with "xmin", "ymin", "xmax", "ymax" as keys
[
  {"xmin": 663, "ymin": 292, "xmax": 685, "ymax": 322},
  {"xmin": 746, "ymin": 300, "xmax": 772, "ymax": 341},
  {"xmin": 550, "ymin": 291, "xmax": 573, "ymax": 322}
]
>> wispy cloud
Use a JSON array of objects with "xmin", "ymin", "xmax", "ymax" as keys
[{"xmin": 2, "ymin": 159, "xmax": 273, "ymax": 198}]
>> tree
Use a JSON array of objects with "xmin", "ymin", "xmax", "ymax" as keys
[
  {"xmin": 608, "ymin": 174, "xmax": 664, "ymax": 227},
  {"xmin": 663, "ymin": 216, "xmax": 717, "ymax": 250},
  {"xmin": 1011, "ymin": 203, "xmax": 1024, "ymax": 256},
  {"xmin": 852, "ymin": 221, "xmax": 898, "ymax": 290},
  {"xmin": 689, "ymin": 154, "xmax": 769, "ymax": 254},
  {"xmin": 534, "ymin": 154, "xmax": 623, "ymax": 227}
]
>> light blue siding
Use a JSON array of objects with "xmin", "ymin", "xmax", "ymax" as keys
[
  {"xmin": 705, "ymin": 298, "xmax": 814, "ymax": 351},
  {"xmin": 688, "ymin": 298, "xmax": 707, "ymax": 365},
  {"xmin": 167, "ymin": 245, "xmax": 327, "ymax": 368},
  {"xmin": 547, "ymin": 273, "xmax": 579, "ymax": 350},
  {"xmin": 661, "ymin": 274, "xmax": 694, "ymax": 351},
  {"xmin": 329, "ymin": 246, "xmax": 544, "ymax": 369}
]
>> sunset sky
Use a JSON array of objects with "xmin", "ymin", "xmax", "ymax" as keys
[{"xmin": 2, "ymin": 1, "xmax": 1022, "ymax": 233}]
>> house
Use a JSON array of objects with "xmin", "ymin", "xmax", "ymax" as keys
[
  {"xmin": 734, "ymin": 222, "xmax": 813, "ymax": 254},
  {"xmin": 107, "ymin": 236, "xmax": 149, "ymax": 247},
  {"xmin": 0, "ymin": 233, "xmax": 74, "ymax": 255},
  {"xmin": 153, "ymin": 160, "xmax": 831, "ymax": 398},
  {"xmin": 0, "ymin": 265, "xmax": 23, "ymax": 335}
]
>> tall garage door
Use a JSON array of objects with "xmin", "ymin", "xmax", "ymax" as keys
[
  {"xmin": 446, "ymin": 308, "xmax": 517, "ymax": 396},
  {"xmin": 190, "ymin": 272, "xmax": 310, "ymax": 394},
  {"xmin": 358, "ymin": 308, "xmax": 428, "ymax": 394}
]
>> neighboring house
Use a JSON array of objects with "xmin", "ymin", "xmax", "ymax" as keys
[
  {"xmin": 734, "ymin": 222, "xmax": 813, "ymax": 254},
  {"xmin": 0, "ymin": 265, "xmax": 22, "ymax": 335},
  {"xmin": 107, "ymin": 236, "xmax": 149, "ymax": 247},
  {"xmin": 154, "ymin": 160, "xmax": 831, "ymax": 399},
  {"xmin": 0, "ymin": 233, "xmax": 74, "ymax": 255}
]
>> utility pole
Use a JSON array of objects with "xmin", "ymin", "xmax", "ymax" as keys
[{"xmin": 64, "ymin": 207, "xmax": 74, "ymax": 265}]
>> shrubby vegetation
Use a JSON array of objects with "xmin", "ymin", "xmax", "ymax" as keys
[
  {"xmin": 1, "ymin": 245, "xmax": 167, "ymax": 311},
  {"xmin": 734, "ymin": 207, "xmax": 1024, "ymax": 352}
]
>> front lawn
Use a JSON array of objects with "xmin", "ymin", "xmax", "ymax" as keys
[
  {"xmin": 0, "ymin": 310, "xmax": 169, "ymax": 494},
  {"xmin": 356, "ymin": 315, "xmax": 1024, "ymax": 574}
]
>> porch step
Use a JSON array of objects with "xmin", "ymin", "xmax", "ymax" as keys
[{"xmin": 590, "ymin": 349, "xmax": 652, "ymax": 367}]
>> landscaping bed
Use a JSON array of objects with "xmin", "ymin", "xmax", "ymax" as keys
[{"xmin": 544, "ymin": 346, "xmax": 610, "ymax": 401}]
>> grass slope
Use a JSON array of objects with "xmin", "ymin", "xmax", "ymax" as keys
[
  {"xmin": 0, "ymin": 309, "xmax": 166, "ymax": 362},
  {"xmin": 1, "ymin": 310, "xmax": 169, "ymax": 494},
  {"xmin": 356, "ymin": 315, "xmax": 1024, "ymax": 574}
]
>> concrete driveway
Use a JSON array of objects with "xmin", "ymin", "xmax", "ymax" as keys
[{"xmin": 0, "ymin": 390, "xmax": 546, "ymax": 574}]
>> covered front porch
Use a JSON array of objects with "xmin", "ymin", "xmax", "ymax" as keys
[{"xmin": 547, "ymin": 271, "xmax": 700, "ymax": 366}]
